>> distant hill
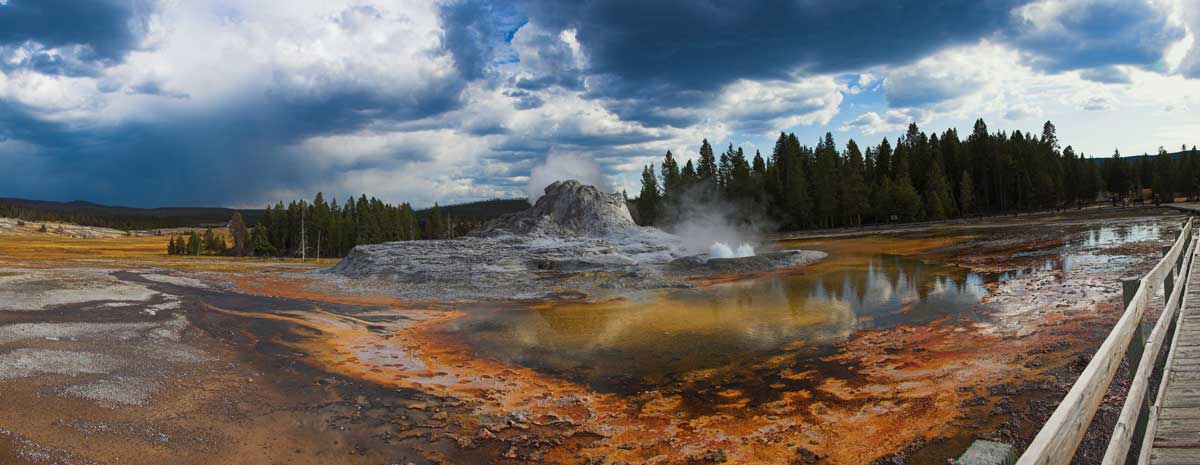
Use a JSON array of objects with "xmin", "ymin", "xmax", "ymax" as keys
[
  {"xmin": 0, "ymin": 196, "xmax": 531, "ymax": 231},
  {"xmin": 0, "ymin": 198, "xmax": 264, "ymax": 231},
  {"xmin": 414, "ymin": 198, "xmax": 530, "ymax": 222},
  {"xmin": 1089, "ymin": 149, "xmax": 1195, "ymax": 163}
]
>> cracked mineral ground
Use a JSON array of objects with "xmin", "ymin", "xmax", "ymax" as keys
[{"xmin": 0, "ymin": 206, "xmax": 1187, "ymax": 465}]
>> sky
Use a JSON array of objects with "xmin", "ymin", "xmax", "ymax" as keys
[{"xmin": 1, "ymin": 0, "xmax": 1199, "ymax": 208}]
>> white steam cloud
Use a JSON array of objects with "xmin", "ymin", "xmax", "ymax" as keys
[
  {"xmin": 659, "ymin": 183, "xmax": 775, "ymax": 258},
  {"xmin": 524, "ymin": 152, "xmax": 610, "ymax": 203},
  {"xmin": 709, "ymin": 242, "xmax": 755, "ymax": 259}
]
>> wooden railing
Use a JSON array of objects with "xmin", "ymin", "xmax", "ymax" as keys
[{"xmin": 1015, "ymin": 217, "xmax": 1196, "ymax": 465}]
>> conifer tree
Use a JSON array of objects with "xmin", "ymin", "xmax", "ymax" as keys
[
  {"xmin": 249, "ymin": 224, "xmax": 275, "ymax": 256},
  {"xmin": 729, "ymin": 147, "xmax": 751, "ymax": 197},
  {"xmin": 681, "ymin": 159, "xmax": 698, "ymax": 188},
  {"xmin": 202, "ymin": 228, "xmax": 218, "ymax": 254},
  {"xmin": 637, "ymin": 164, "xmax": 660, "ymax": 225},
  {"xmin": 697, "ymin": 139, "xmax": 717, "ymax": 184},
  {"xmin": 811, "ymin": 133, "xmax": 839, "ymax": 227},
  {"xmin": 959, "ymin": 171, "xmax": 975, "ymax": 215},
  {"xmin": 784, "ymin": 153, "xmax": 813, "ymax": 228},
  {"xmin": 839, "ymin": 140, "xmax": 869, "ymax": 225},
  {"xmin": 186, "ymin": 231, "xmax": 201, "ymax": 256},
  {"xmin": 660, "ymin": 150, "xmax": 681, "ymax": 201},
  {"xmin": 1153, "ymin": 147, "xmax": 1174, "ymax": 204},
  {"xmin": 923, "ymin": 161, "xmax": 953, "ymax": 220},
  {"xmin": 229, "ymin": 211, "xmax": 248, "ymax": 256}
]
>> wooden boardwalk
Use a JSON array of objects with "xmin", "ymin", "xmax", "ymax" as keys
[
  {"xmin": 1014, "ymin": 217, "xmax": 1196, "ymax": 465},
  {"xmin": 1149, "ymin": 254, "xmax": 1200, "ymax": 464}
]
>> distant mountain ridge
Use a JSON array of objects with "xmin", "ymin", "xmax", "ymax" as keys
[
  {"xmin": 0, "ymin": 197, "xmax": 261, "ymax": 230},
  {"xmin": 1088, "ymin": 149, "xmax": 1196, "ymax": 163},
  {"xmin": 0, "ymin": 196, "xmax": 530, "ymax": 231}
]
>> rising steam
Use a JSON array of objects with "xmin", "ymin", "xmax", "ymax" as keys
[
  {"xmin": 525, "ymin": 152, "xmax": 610, "ymax": 203},
  {"xmin": 663, "ymin": 184, "xmax": 774, "ymax": 258},
  {"xmin": 709, "ymin": 242, "xmax": 756, "ymax": 259}
]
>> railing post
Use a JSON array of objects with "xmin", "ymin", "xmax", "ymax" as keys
[
  {"xmin": 1162, "ymin": 246, "xmax": 1175, "ymax": 299},
  {"xmin": 1122, "ymin": 278, "xmax": 1146, "ymax": 374},
  {"xmin": 1121, "ymin": 278, "xmax": 1151, "ymax": 449}
]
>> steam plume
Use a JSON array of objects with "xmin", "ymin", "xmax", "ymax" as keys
[{"xmin": 525, "ymin": 152, "xmax": 610, "ymax": 203}]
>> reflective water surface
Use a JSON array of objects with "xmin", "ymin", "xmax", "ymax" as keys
[{"xmin": 436, "ymin": 219, "xmax": 1176, "ymax": 393}]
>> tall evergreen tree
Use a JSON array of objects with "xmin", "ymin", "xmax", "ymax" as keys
[
  {"xmin": 229, "ymin": 211, "xmax": 248, "ymax": 256},
  {"xmin": 1153, "ymin": 147, "xmax": 1174, "ymax": 204},
  {"xmin": 923, "ymin": 161, "xmax": 953, "ymax": 220},
  {"xmin": 681, "ymin": 159, "xmax": 698, "ymax": 188},
  {"xmin": 959, "ymin": 171, "xmax": 975, "ymax": 215},
  {"xmin": 186, "ymin": 231, "xmax": 201, "ymax": 256},
  {"xmin": 660, "ymin": 150, "xmax": 682, "ymax": 201},
  {"xmin": 637, "ymin": 164, "xmax": 661, "ymax": 225},
  {"xmin": 811, "ymin": 133, "xmax": 839, "ymax": 227},
  {"xmin": 839, "ymin": 140, "xmax": 869, "ymax": 225},
  {"xmin": 697, "ymin": 139, "xmax": 717, "ymax": 184}
]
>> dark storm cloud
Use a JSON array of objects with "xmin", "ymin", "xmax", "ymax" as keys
[
  {"xmin": 488, "ymin": 0, "xmax": 1185, "ymax": 119},
  {"xmin": 0, "ymin": 0, "xmax": 150, "ymax": 62},
  {"xmin": 439, "ymin": 0, "xmax": 525, "ymax": 80},
  {"xmin": 0, "ymin": 100, "xmax": 310, "ymax": 206},
  {"xmin": 1005, "ymin": 1, "xmax": 1184, "ymax": 73},
  {"xmin": 520, "ymin": 0, "xmax": 1031, "ymax": 92},
  {"xmin": 439, "ymin": 0, "xmax": 497, "ymax": 80},
  {"xmin": 0, "ymin": 75, "xmax": 468, "ymax": 207}
]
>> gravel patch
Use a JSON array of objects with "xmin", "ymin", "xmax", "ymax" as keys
[
  {"xmin": 0, "ymin": 428, "xmax": 103, "ymax": 465},
  {"xmin": 61, "ymin": 375, "xmax": 160, "ymax": 407},
  {"xmin": 140, "ymin": 273, "xmax": 210, "ymax": 289},
  {"xmin": 0, "ymin": 321, "xmax": 160, "ymax": 344},
  {"xmin": 0, "ymin": 349, "xmax": 120, "ymax": 379},
  {"xmin": 0, "ymin": 269, "xmax": 160, "ymax": 311}
]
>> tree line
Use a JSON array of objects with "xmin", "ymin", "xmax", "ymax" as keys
[
  {"xmin": 215, "ymin": 194, "xmax": 468, "ymax": 258},
  {"xmin": 167, "ymin": 229, "xmax": 227, "ymax": 256},
  {"xmin": 636, "ymin": 119, "xmax": 1200, "ymax": 230},
  {"xmin": 0, "ymin": 200, "xmax": 259, "ymax": 231}
]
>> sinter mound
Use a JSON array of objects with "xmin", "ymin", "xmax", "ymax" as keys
[
  {"xmin": 329, "ymin": 180, "xmax": 824, "ymax": 301},
  {"xmin": 470, "ymin": 180, "xmax": 641, "ymax": 238}
]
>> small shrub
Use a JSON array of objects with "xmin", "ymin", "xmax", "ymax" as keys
[{"xmin": 37, "ymin": 224, "xmax": 47, "ymax": 233}]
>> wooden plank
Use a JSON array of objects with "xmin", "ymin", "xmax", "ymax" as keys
[
  {"xmin": 1163, "ymin": 398, "xmax": 1200, "ymax": 409},
  {"xmin": 1166, "ymin": 372, "xmax": 1200, "ymax": 381},
  {"xmin": 1150, "ymin": 448, "xmax": 1200, "ymax": 465},
  {"xmin": 1159, "ymin": 407, "xmax": 1200, "ymax": 420},
  {"xmin": 1152, "ymin": 438, "xmax": 1200, "ymax": 449},
  {"xmin": 1156, "ymin": 418, "xmax": 1200, "ymax": 430},
  {"xmin": 1165, "ymin": 387, "xmax": 1200, "ymax": 396}
]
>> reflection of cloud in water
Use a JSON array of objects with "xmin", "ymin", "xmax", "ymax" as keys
[
  {"xmin": 446, "ymin": 253, "xmax": 992, "ymax": 392},
  {"xmin": 1078, "ymin": 222, "xmax": 1163, "ymax": 247}
]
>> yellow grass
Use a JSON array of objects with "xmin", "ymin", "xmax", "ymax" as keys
[{"xmin": 0, "ymin": 231, "xmax": 336, "ymax": 272}]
